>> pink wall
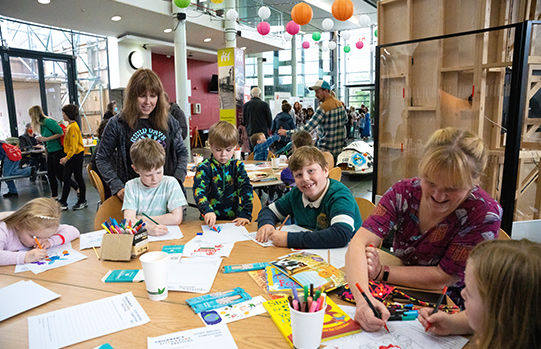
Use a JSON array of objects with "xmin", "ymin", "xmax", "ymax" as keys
[{"xmin": 152, "ymin": 53, "xmax": 219, "ymax": 130}]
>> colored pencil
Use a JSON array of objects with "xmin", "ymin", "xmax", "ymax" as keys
[
  {"xmin": 142, "ymin": 212, "xmax": 159, "ymax": 225},
  {"xmin": 277, "ymin": 214, "xmax": 290, "ymax": 231}
]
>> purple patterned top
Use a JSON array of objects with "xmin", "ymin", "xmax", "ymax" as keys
[{"xmin": 363, "ymin": 178, "xmax": 502, "ymax": 287}]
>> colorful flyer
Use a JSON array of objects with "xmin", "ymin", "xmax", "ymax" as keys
[{"xmin": 198, "ymin": 295, "xmax": 267, "ymax": 326}]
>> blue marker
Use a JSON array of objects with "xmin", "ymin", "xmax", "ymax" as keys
[{"xmin": 291, "ymin": 287, "xmax": 300, "ymax": 303}]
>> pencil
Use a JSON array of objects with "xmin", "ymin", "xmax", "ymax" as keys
[
  {"xmin": 277, "ymin": 214, "xmax": 290, "ymax": 231},
  {"xmin": 92, "ymin": 246, "xmax": 100, "ymax": 259},
  {"xmin": 425, "ymin": 286, "xmax": 448, "ymax": 332},
  {"xmin": 33, "ymin": 236, "xmax": 43, "ymax": 249},
  {"xmin": 142, "ymin": 212, "xmax": 159, "ymax": 225},
  {"xmin": 355, "ymin": 282, "xmax": 390, "ymax": 333}
]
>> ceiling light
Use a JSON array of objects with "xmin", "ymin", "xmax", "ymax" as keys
[
  {"xmin": 204, "ymin": 38, "xmax": 212, "ymax": 42},
  {"xmin": 38, "ymin": 0, "xmax": 50, "ymax": 4},
  {"xmin": 111, "ymin": 16, "xmax": 122, "ymax": 22},
  {"xmin": 164, "ymin": 28, "xmax": 172, "ymax": 33}
]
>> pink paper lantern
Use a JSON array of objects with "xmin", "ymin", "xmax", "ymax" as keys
[
  {"xmin": 302, "ymin": 41, "xmax": 310, "ymax": 49},
  {"xmin": 356, "ymin": 40, "xmax": 364, "ymax": 49},
  {"xmin": 257, "ymin": 21, "xmax": 271, "ymax": 35},
  {"xmin": 286, "ymin": 21, "xmax": 300, "ymax": 36}
]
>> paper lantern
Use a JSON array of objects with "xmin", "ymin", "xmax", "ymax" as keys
[
  {"xmin": 257, "ymin": 22, "xmax": 271, "ymax": 35},
  {"xmin": 283, "ymin": 32, "xmax": 292, "ymax": 42},
  {"xmin": 374, "ymin": 29, "xmax": 378, "ymax": 37},
  {"xmin": 328, "ymin": 41, "xmax": 336, "ymax": 50},
  {"xmin": 344, "ymin": 45, "xmax": 351, "ymax": 53},
  {"xmin": 286, "ymin": 21, "xmax": 300, "ymax": 35},
  {"xmin": 321, "ymin": 41, "xmax": 329, "ymax": 52},
  {"xmin": 210, "ymin": 0, "xmax": 224, "ymax": 3},
  {"xmin": 342, "ymin": 30, "xmax": 351, "ymax": 40},
  {"xmin": 312, "ymin": 32, "xmax": 321, "ymax": 41},
  {"xmin": 226, "ymin": 9, "xmax": 238, "ymax": 21},
  {"xmin": 322, "ymin": 18, "xmax": 334, "ymax": 31},
  {"xmin": 359, "ymin": 14, "xmax": 370, "ymax": 27},
  {"xmin": 332, "ymin": 0, "xmax": 354, "ymax": 21},
  {"xmin": 356, "ymin": 40, "xmax": 364, "ymax": 49},
  {"xmin": 258, "ymin": 6, "xmax": 271, "ymax": 20},
  {"xmin": 302, "ymin": 41, "xmax": 310, "ymax": 49},
  {"xmin": 173, "ymin": 0, "xmax": 190, "ymax": 8},
  {"xmin": 291, "ymin": 3, "xmax": 313, "ymax": 26}
]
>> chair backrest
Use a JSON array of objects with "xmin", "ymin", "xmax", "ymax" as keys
[
  {"xmin": 246, "ymin": 152, "xmax": 254, "ymax": 161},
  {"xmin": 355, "ymin": 197, "xmax": 376, "ymax": 221},
  {"xmin": 87, "ymin": 165, "xmax": 106, "ymax": 203},
  {"xmin": 497, "ymin": 228, "xmax": 510, "ymax": 240},
  {"xmin": 328, "ymin": 166, "xmax": 342, "ymax": 181},
  {"xmin": 252, "ymin": 191, "xmax": 262, "ymax": 222},
  {"xmin": 87, "ymin": 164, "xmax": 97, "ymax": 187},
  {"xmin": 94, "ymin": 196, "xmax": 124, "ymax": 230},
  {"xmin": 322, "ymin": 151, "xmax": 334, "ymax": 168}
]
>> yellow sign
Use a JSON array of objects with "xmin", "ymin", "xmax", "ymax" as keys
[
  {"xmin": 218, "ymin": 48, "xmax": 235, "ymax": 67},
  {"xmin": 220, "ymin": 109, "xmax": 236, "ymax": 124}
]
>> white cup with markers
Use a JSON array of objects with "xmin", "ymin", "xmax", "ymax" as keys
[
  {"xmin": 271, "ymin": 157, "xmax": 280, "ymax": 170},
  {"xmin": 194, "ymin": 155, "xmax": 204, "ymax": 166},
  {"xmin": 289, "ymin": 296, "xmax": 326, "ymax": 349},
  {"xmin": 234, "ymin": 149, "xmax": 242, "ymax": 160},
  {"xmin": 140, "ymin": 251, "xmax": 168, "ymax": 301}
]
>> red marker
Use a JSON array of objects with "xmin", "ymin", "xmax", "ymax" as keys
[
  {"xmin": 425, "ymin": 286, "xmax": 448, "ymax": 332},
  {"xmin": 355, "ymin": 283, "xmax": 390, "ymax": 333}
]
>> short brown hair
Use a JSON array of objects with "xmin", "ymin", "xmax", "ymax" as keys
[
  {"xmin": 130, "ymin": 138, "xmax": 165, "ymax": 171},
  {"xmin": 62, "ymin": 104, "xmax": 79, "ymax": 121},
  {"xmin": 288, "ymin": 146, "xmax": 327, "ymax": 172},
  {"xmin": 208, "ymin": 121, "xmax": 238, "ymax": 148},
  {"xmin": 250, "ymin": 132, "xmax": 264, "ymax": 146},
  {"xmin": 419, "ymin": 127, "xmax": 487, "ymax": 188},
  {"xmin": 292, "ymin": 131, "xmax": 313, "ymax": 149},
  {"xmin": 282, "ymin": 103, "xmax": 292, "ymax": 113}
]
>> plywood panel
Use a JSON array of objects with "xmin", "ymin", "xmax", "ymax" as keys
[{"xmin": 378, "ymin": 0, "xmax": 410, "ymax": 45}]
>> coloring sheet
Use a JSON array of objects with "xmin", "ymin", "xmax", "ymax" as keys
[
  {"xmin": 322, "ymin": 305, "xmax": 469, "ymax": 349},
  {"xmin": 147, "ymin": 324, "xmax": 237, "ymax": 349},
  {"xmin": 167, "ymin": 257, "xmax": 222, "ymax": 293},
  {"xmin": 201, "ymin": 223, "xmax": 250, "ymax": 244},
  {"xmin": 183, "ymin": 240, "xmax": 235, "ymax": 258},
  {"xmin": 198, "ymin": 295, "xmax": 267, "ymax": 326},
  {"xmin": 15, "ymin": 243, "xmax": 87, "ymax": 274}
]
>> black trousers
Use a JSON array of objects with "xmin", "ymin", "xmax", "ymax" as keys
[
  {"xmin": 60, "ymin": 151, "xmax": 85, "ymax": 203},
  {"xmin": 47, "ymin": 150, "xmax": 78, "ymax": 197}
]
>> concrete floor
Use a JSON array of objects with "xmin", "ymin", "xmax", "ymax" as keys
[{"xmin": 0, "ymin": 160, "xmax": 373, "ymax": 234}]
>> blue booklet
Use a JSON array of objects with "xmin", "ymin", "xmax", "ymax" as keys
[{"xmin": 101, "ymin": 269, "xmax": 144, "ymax": 283}]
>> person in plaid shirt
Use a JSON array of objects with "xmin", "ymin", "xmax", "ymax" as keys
[{"xmin": 278, "ymin": 80, "xmax": 347, "ymax": 158}]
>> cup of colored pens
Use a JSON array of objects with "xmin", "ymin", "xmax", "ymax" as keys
[{"xmin": 288, "ymin": 284, "xmax": 326, "ymax": 349}]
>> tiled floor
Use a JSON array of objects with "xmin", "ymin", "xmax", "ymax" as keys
[{"xmin": 0, "ymin": 160, "xmax": 373, "ymax": 233}]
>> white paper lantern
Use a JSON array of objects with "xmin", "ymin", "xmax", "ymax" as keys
[
  {"xmin": 359, "ymin": 14, "xmax": 371, "ymax": 27},
  {"xmin": 328, "ymin": 41, "xmax": 336, "ymax": 50},
  {"xmin": 283, "ymin": 32, "xmax": 292, "ymax": 42},
  {"xmin": 226, "ymin": 9, "xmax": 238, "ymax": 21},
  {"xmin": 342, "ymin": 31, "xmax": 351, "ymax": 40},
  {"xmin": 321, "ymin": 41, "xmax": 329, "ymax": 52},
  {"xmin": 322, "ymin": 18, "xmax": 334, "ymax": 31},
  {"xmin": 258, "ymin": 6, "xmax": 271, "ymax": 20}
]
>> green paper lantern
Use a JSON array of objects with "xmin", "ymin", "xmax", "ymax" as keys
[
  {"xmin": 312, "ymin": 32, "xmax": 321, "ymax": 42},
  {"xmin": 374, "ymin": 29, "xmax": 378, "ymax": 37},
  {"xmin": 173, "ymin": 0, "xmax": 191, "ymax": 9},
  {"xmin": 344, "ymin": 45, "xmax": 351, "ymax": 53}
]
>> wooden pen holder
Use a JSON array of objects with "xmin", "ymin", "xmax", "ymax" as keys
[{"xmin": 100, "ymin": 229, "xmax": 149, "ymax": 261}]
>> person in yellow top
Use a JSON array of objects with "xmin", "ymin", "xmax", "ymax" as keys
[{"xmin": 58, "ymin": 104, "xmax": 87, "ymax": 210}]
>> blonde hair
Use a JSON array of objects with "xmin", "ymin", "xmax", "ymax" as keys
[
  {"xmin": 468, "ymin": 239, "xmax": 541, "ymax": 349},
  {"xmin": 289, "ymin": 146, "xmax": 327, "ymax": 172},
  {"xmin": 28, "ymin": 105, "xmax": 48, "ymax": 133},
  {"xmin": 1, "ymin": 198, "xmax": 60, "ymax": 232},
  {"xmin": 419, "ymin": 127, "xmax": 487, "ymax": 188},
  {"xmin": 130, "ymin": 138, "xmax": 165, "ymax": 171},
  {"xmin": 123, "ymin": 69, "xmax": 169, "ymax": 131},
  {"xmin": 208, "ymin": 121, "xmax": 238, "ymax": 148}
]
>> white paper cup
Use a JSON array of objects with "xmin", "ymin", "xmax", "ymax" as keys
[
  {"xmin": 194, "ymin": 156, "xmax": 204, "ymax": 166},
  {"xmin": 289, "ymin": 301, "xmax": 326, "ymax": 349},
  {"xmin": 234, "ymin": 150, "xmax": 242, "ymax": 160},
  {"xmin": 140, "ymin": 251, "xmax": 168, "ymax": 301},
  {"xmin": 271, "ymin": 158, "xmax": 280, "ymax": 169}
]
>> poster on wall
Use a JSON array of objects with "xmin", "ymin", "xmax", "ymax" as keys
[{"xmin": 218, "ymin": 48, "xmax": 244, "ymax": 126}]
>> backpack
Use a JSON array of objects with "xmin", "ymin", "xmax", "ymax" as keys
[
  {"xmin": 58, "ymin": 123, "xmax": 67, "ymax": 146},
  {"xmin": 2, "ymin": 143, "xmax": 22, "ymax": 161}
]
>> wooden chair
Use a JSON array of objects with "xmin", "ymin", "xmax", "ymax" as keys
[
  {"xmin": 190, "ymin": 126, "xmax": 202, "ymax": 148},
  {"xmin": 93, "ymin": 196, "xmax": 123, "ymax": 230},
  {"xmin": 355, "ymin": 197, "xmax": 376, "ymax": 221},
  {"xmin": 87, "ymin": 164, "xmax": 105, "ymax": 204},
  {"xmin": 328, "ymin": 166, "xmax": 342, "ymax": 181},
  {"xmin": 497, "ymin": 228, "xmax": 510, "ymax": 240},
  {"xmin": 252, "ymin": 191, "xmax": 262, "ymax": 222},
  {"xmin": 246, "ymin": 152, "xmax": 254, "ymax": 161},
  {"xmin": 322, "ymin": 151, "xmax": 334, "ymax": 168}
]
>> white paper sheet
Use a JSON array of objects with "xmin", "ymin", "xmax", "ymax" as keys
[
  {"xmin": 0, "ymin": 281, "xmax": 60, "ymax": 322},
  {"xmin": 79, "ymin": 230, "xmax": 107, "ymax": 250},
  {"xmin": 201, "ymin": 223, "xmax": 250, "ymax": 244},
  {"xmin": 167, "ymin": 257, "xmax": 222, "ymax": 293},
  {"xmin": 198, "ymin": 295, "xmax": 267, "ymax": 326},
  {"xmin": 15, "ymin": 243, "xmax": 87, "ymax": 274},
  {"xmin": 147, "ymin": 324, "xmax": 238, "ymax": 349},
  {"xmin": 322, "ymin": 305, "xmax": 469, "ymax": 349},
  {"xmin": 28, "ymin": 292, "xmax": 150, "ymax": 349},
  {"xmin": 244, "ymin": 231, "xmax": 275, "ymax": 247},
  {"xmin": 183, "ymin": 241, "xmax": 235, "ymax": 258},
  {"xmin": 147, "ymin": 225, "xmax": 184, "ymax": 242}
]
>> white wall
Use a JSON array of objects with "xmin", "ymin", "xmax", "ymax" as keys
[{"xmin": 108, "ymin": 37, "xmax": 153, "ymax": 90}]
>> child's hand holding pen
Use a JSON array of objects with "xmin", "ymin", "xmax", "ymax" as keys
[
  {"xmin": 24, "ymin": 236, "xmax": 48, "ymax": 263},
  {"xmin": 204, "ymin": 212, "xmax": 217, "ymax": 227}
]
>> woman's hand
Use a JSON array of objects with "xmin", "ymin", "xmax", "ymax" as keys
[
  {"xmin": 24, "ymin": 248, "xmax": 48, "ymax": 263},
  {"xmin": 232, "ymin": 217, "xmax": 250, "ymax": 226},
  {"xmin": 116, "ymin": 188, "xmax": 125, "ymax": 201},
  {"xmin": 256, "ymin": 224, "xmax": 276, "ymax": 242},
  {"xmin": 354, "ymin": 297, "xmax": 390, "ymax": 332},
  {"xmin": 204, "ymin": 212, "xmax": 217, "ymax": 227},
  {"xmin": 365, "ymin": 244, "xmax": 382, "ymax": 280}
]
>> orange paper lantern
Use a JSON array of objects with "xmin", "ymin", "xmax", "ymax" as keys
[
  {"xmin": 331, "ymin": 0, "xmax": 354, "ymax": 21},
  {"xmin": 291, "ymin": 3, "xmax": 313, "ymax": 26}
]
